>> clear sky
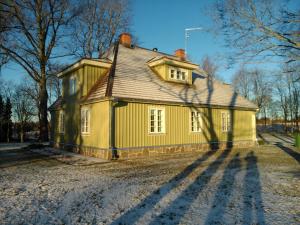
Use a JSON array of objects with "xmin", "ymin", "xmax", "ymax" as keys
[{"xmin": 0, "ymin": 0, "xmax": 292, "ymax": 84}]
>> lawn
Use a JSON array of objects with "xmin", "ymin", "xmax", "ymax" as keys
[{"xmin": 0, "ymin": 140, "xmax": 299, "ymax": 225}]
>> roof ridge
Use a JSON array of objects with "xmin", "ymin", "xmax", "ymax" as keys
[{"xmin": 134, "ymin": 45, "xmax": 196, "ymax": 64}]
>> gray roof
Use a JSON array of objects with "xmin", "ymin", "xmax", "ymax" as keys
[{"xmin": 84, "ymin": 44, "xmax": 257, "ymax": 110}]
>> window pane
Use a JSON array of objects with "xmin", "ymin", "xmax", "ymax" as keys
[
  {"xmin": 182, "ymin": 72, "xmax": 185, "ymax": 80},
  {"xmin": 170, "ymin": 69, "xmax": 175, "ymax": 78},
  {"xmin": 177, "ymin": 71, "xmax": 180, "ymax": 79}
]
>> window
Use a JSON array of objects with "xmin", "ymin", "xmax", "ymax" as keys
[
  {"xmin": 69, "ymin": 76, "xmax": 76, "ymax": 95},
  {"xmin": 149, "ymin": 107, "xmax": 165, "ymax": 133},
  {"xmin": 81, "ymin": 108, "xmax": 90, "ymax": 134},
  {"xmin": 170, "ymin": 69, "xmax": 175, "ymax": 79},
  {"xmin": 191, "ymin": 111, "xmax": 202, "ymax": 132},
  {"xmin": 169, "ymin": 66, "xmax": 188, "ymax": 81},
  {"xmin": 221, "ymin": 112, "xmax": 231, "ymax": 132},
  {"xmin": 59, "ymin": 111, "xmax": 65, "ymax": 133}
]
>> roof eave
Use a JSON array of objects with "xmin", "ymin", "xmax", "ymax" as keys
[
  {"xmin": 148, "ymin": 57, "xmax": 199, "ymax": 70},
  {"xmin": 57, "ymin": 59, "xmax": 112, "ymax": 78}
]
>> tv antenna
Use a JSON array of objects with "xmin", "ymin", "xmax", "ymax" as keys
[{"xmin": 185, "ymin": 27, "xmax": 203, "ymax": 56}]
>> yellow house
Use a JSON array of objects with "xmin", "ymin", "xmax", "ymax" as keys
[{"xmin": 49, "ymin": 33, "xmax": 258, "ymax": 160}]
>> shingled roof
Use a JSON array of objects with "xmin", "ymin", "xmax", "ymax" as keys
[{"xmin": 84, "ymin": 43, "xmax": 257, "ymax": 110}]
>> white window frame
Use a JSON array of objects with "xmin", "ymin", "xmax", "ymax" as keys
[
  {"xmin": 190, "ymin": 110, "xmax": 202, "ymax": 133},
  {"xmin": 221, "ymin": 112, "xmax": 231, "ymax": 132},
  {"xmin": 69, "ymin": 76, "xmax": 76, "ymax": 95},
  {"xmin": 59, "ymin": 111, "xmax": 65, "ymax": 134},
  {"xmin": 81, "ymin": 107, "xmax": 90, "ymax": 134},
  {"xmin": 148, "ymin": 107, "xmax": 165, "ymax": 134},
  {"xmin": 169, "ymin": 66, "xmax": 188, "ymax": 81}
]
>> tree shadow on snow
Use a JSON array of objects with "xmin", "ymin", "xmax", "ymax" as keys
[
  {"xmin": 203, "ymin": 153, "xmax": 242, "ymax": 224},
  {"xmin": 275, "ymin": 142, "xmax": 300, "ymax": 163},
  {"xmin": 148, "ymin": 148, "xmax": 232, "ymax": 225},
  {"xmin": 0, "ymin": 148, "xmax": 58, "ymax": 168},
  {"xmin": 242, "ymin": 151, "xmax": 266, "ymax": 225},
  {"xmin": 110, "ymin": 149, "xmax": 217, "ymax": 225}
]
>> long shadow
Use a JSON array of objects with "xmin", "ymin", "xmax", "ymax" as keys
[
  {"xmin": 275, "ymin": 142, "xmax": 300, "ymax": 163},
  {"xmin": 271, "ymin": 133, "xmax": 293, "ymax": 144},
  {"xmin": 203, "ymin": 153, "xmax": 241, "ymax": 224},
  {"xmin": 0, "ymin": 149, "xmax": 59, "ymax": 168},
  {"xmin": 257, "ymin": 133, "xmax": 270, "ymax": 144},
  {"xmin": 148, "ymin": 148, "xmax": 232, "ymax": 225},
  {"xmin": 110, "ymin": 150, "xmax": 216, "ymax": 225},
  {"xmin": 242, "ymin": 151, "xmax": 266, "ymax": 225}
]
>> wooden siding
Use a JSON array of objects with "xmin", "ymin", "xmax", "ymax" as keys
[
  {"xmin": 62, "ymin": 65, "xmax": 108, "ymax": 99},
  {"xmin": 114, "ymin": 101, "xmax": 255, "ymax": 148},
  {"xmin": 50, "ymin": 100, "xmax": 110, "ymax": 148}
]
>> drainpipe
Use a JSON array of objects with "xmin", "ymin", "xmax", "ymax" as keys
[{"xmin": 109, "ymin": 97, "xmax": 118, "ymax": 159}]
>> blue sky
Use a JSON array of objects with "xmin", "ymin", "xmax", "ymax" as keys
[{"xmin": 0, "ymin": 0, "xmax": 292, "ymax": 84}]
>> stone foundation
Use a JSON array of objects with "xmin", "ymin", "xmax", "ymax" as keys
[{"xmin": 50, "ymin": 140, "xmax": 257, "ymax": 160}]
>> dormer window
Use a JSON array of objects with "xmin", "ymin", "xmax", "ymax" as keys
[
  {"xmin": 69, "ymin": 76, "xmax": 76, "ymax": 95},
  {"xmin": 169, "ymin": 66, "xmax": 187, "ymax": 81}
]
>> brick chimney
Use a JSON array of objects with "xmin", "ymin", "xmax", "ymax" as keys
[
  {"xmin": 119, "ymin": 33, "xmax": 131, "ymax": 47},
  {"xmin": 174, "ymin": 49, "xmax": 186, "ymax": 60}
]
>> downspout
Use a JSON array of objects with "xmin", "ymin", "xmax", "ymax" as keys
[{"xmin": 106, "ymin": 41, "xmax": 119, "ymax": 159}]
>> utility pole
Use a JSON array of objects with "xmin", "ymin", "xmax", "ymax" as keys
[{"xmin": 185, "ymin": 27, "xmax": 202, "ymax": 57}]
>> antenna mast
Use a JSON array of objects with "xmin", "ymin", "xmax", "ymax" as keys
[{"xmin": 185, "ymin": 27, "xmax": 202, "ymax": 57}]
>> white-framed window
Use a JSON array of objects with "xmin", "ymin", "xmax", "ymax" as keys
[
  {"xmin": 169, "ymin": 66, "xmax": 188, "ymax": 81},
  {"xmin": 81, "ymin": 107, "xmax": 90, "ymax": 134},
  {"xmin": 191, "ymin": 110, "xmax": 202, "ymax": 132},
  {"xmin": 221, "ymin": 112, "xmax": 231, "ymax": 132},
  {"xmin": 69, "ymin": 76, "xmax": 76, "ymax": 95},
  {"xmin": 59, "ymin": 111, "xmax": 65, "ymax": 134},
  {"xmin": 149, "ymin": 107, "xmax": 165, "ymax": 134}
]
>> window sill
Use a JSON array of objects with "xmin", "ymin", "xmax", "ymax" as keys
[
  {"xmin": 81, "ymin": 133, "xmax": 90, "ymax": 136},
  {"xmin": 148, "ymin": 132, "xmax": 166, "ymax": 135},
  {"xmin": 190, "ymin": 131, "xmax": 202, "ymax": 134}
]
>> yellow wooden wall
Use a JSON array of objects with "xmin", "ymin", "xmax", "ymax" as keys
[
  {"xmin": 51, "ymin": 64, "xmax": 109, "ymax": 148},
  {"xmin": 50, "ymin": 100, "xmax": 110, "ymax": 149},
  {"xmin": 114, "ymin": 101, "xmax": 255, "ymax": 148},
  {"xmin": 62, "ymin": 65, "xmax": 108, "ymax": 99}
]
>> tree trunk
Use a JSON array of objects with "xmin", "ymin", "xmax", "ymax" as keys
[
  {"xmin": 20, "ymin": 128, "xmax": 24, "ymax": 143},
  {"xmin": 6, "ymin": 126, "xmax": 10, "ymax": 143},
  {"xmin": 39, "ymin": 77, "xmax": 49, "ymax": 141}
]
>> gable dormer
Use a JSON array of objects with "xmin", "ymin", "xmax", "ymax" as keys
[
  {"xmin": 148, "ymin": 49, "xmax": 198, "ymax": 85},
  {"xmin": 57, "ymin": 59, "xmax": 112, "ymax": 99}
]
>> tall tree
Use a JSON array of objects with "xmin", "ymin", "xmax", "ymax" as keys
[
  {"xmin": 3, "ymin": 97, "xmax": 12, "ymax": 142},
  {"xmin": 232, "ymin": 67, "xmax": 252, "ymax": 99},
  {"xmin": 201, "ymin": 55, "xmax": 221, "ymax": 80},
  {"xmin": 70, "ymin": 0, "xmax": 131, "ymax": 58},
  {"xmin": 213, "ymin": 0, "xmax": 300, "ymax": 63},
  {"xmin": 0, "ymin": 95, "xmax": 4, "ymax": 142},
  {"xmin": 251, "ymin": 69, "xmax": 272, "ymax": 124},
  {"xmin": 0, "ymin": 0, "xmax": 78, "ymax": 141},
  {"xmin": 13, "ymin": 84, "xmax": 36, "ymax": 142}
]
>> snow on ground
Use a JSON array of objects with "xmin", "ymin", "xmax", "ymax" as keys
[{"xmin": 0, "ymin": 134, "xmax": 299, "ymax": 225}]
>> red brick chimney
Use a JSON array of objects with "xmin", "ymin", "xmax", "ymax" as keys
[
  {"xmin": 119, "ymin": 33, "xmax": 131, "ymax": 47},
  {"xmin": 174, "ymin": 49, "xmax": 186, "ymax": 60}
]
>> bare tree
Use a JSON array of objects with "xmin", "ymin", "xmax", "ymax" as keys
[
  {"xmin": 13, "ymin": 84, "xmax": 36, "ymax": 142},
  {"xmin": 71, "ymin": 0, "xmax": 131, "ymax": 58},
  {"xmin": 201, "ymin": 55, "xmax": 220, "ymax": 80},
  {"xmin": 232, "ymin": 67, "xmax": 252, "ymax": 99},
  {"xmin": 0, "ymin": 0, "xmax": 78, "ymax": 141},
  {"xmin": 251, "ymin": 69, "xmax": 272, "ymax": 124},
  {"xmin": 275, "ymin": 75, "xmax": 290, "ymax": 131},
  {"xmin": 212, "ymin": 0, "xmax": 300, "ymax": 63}
]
